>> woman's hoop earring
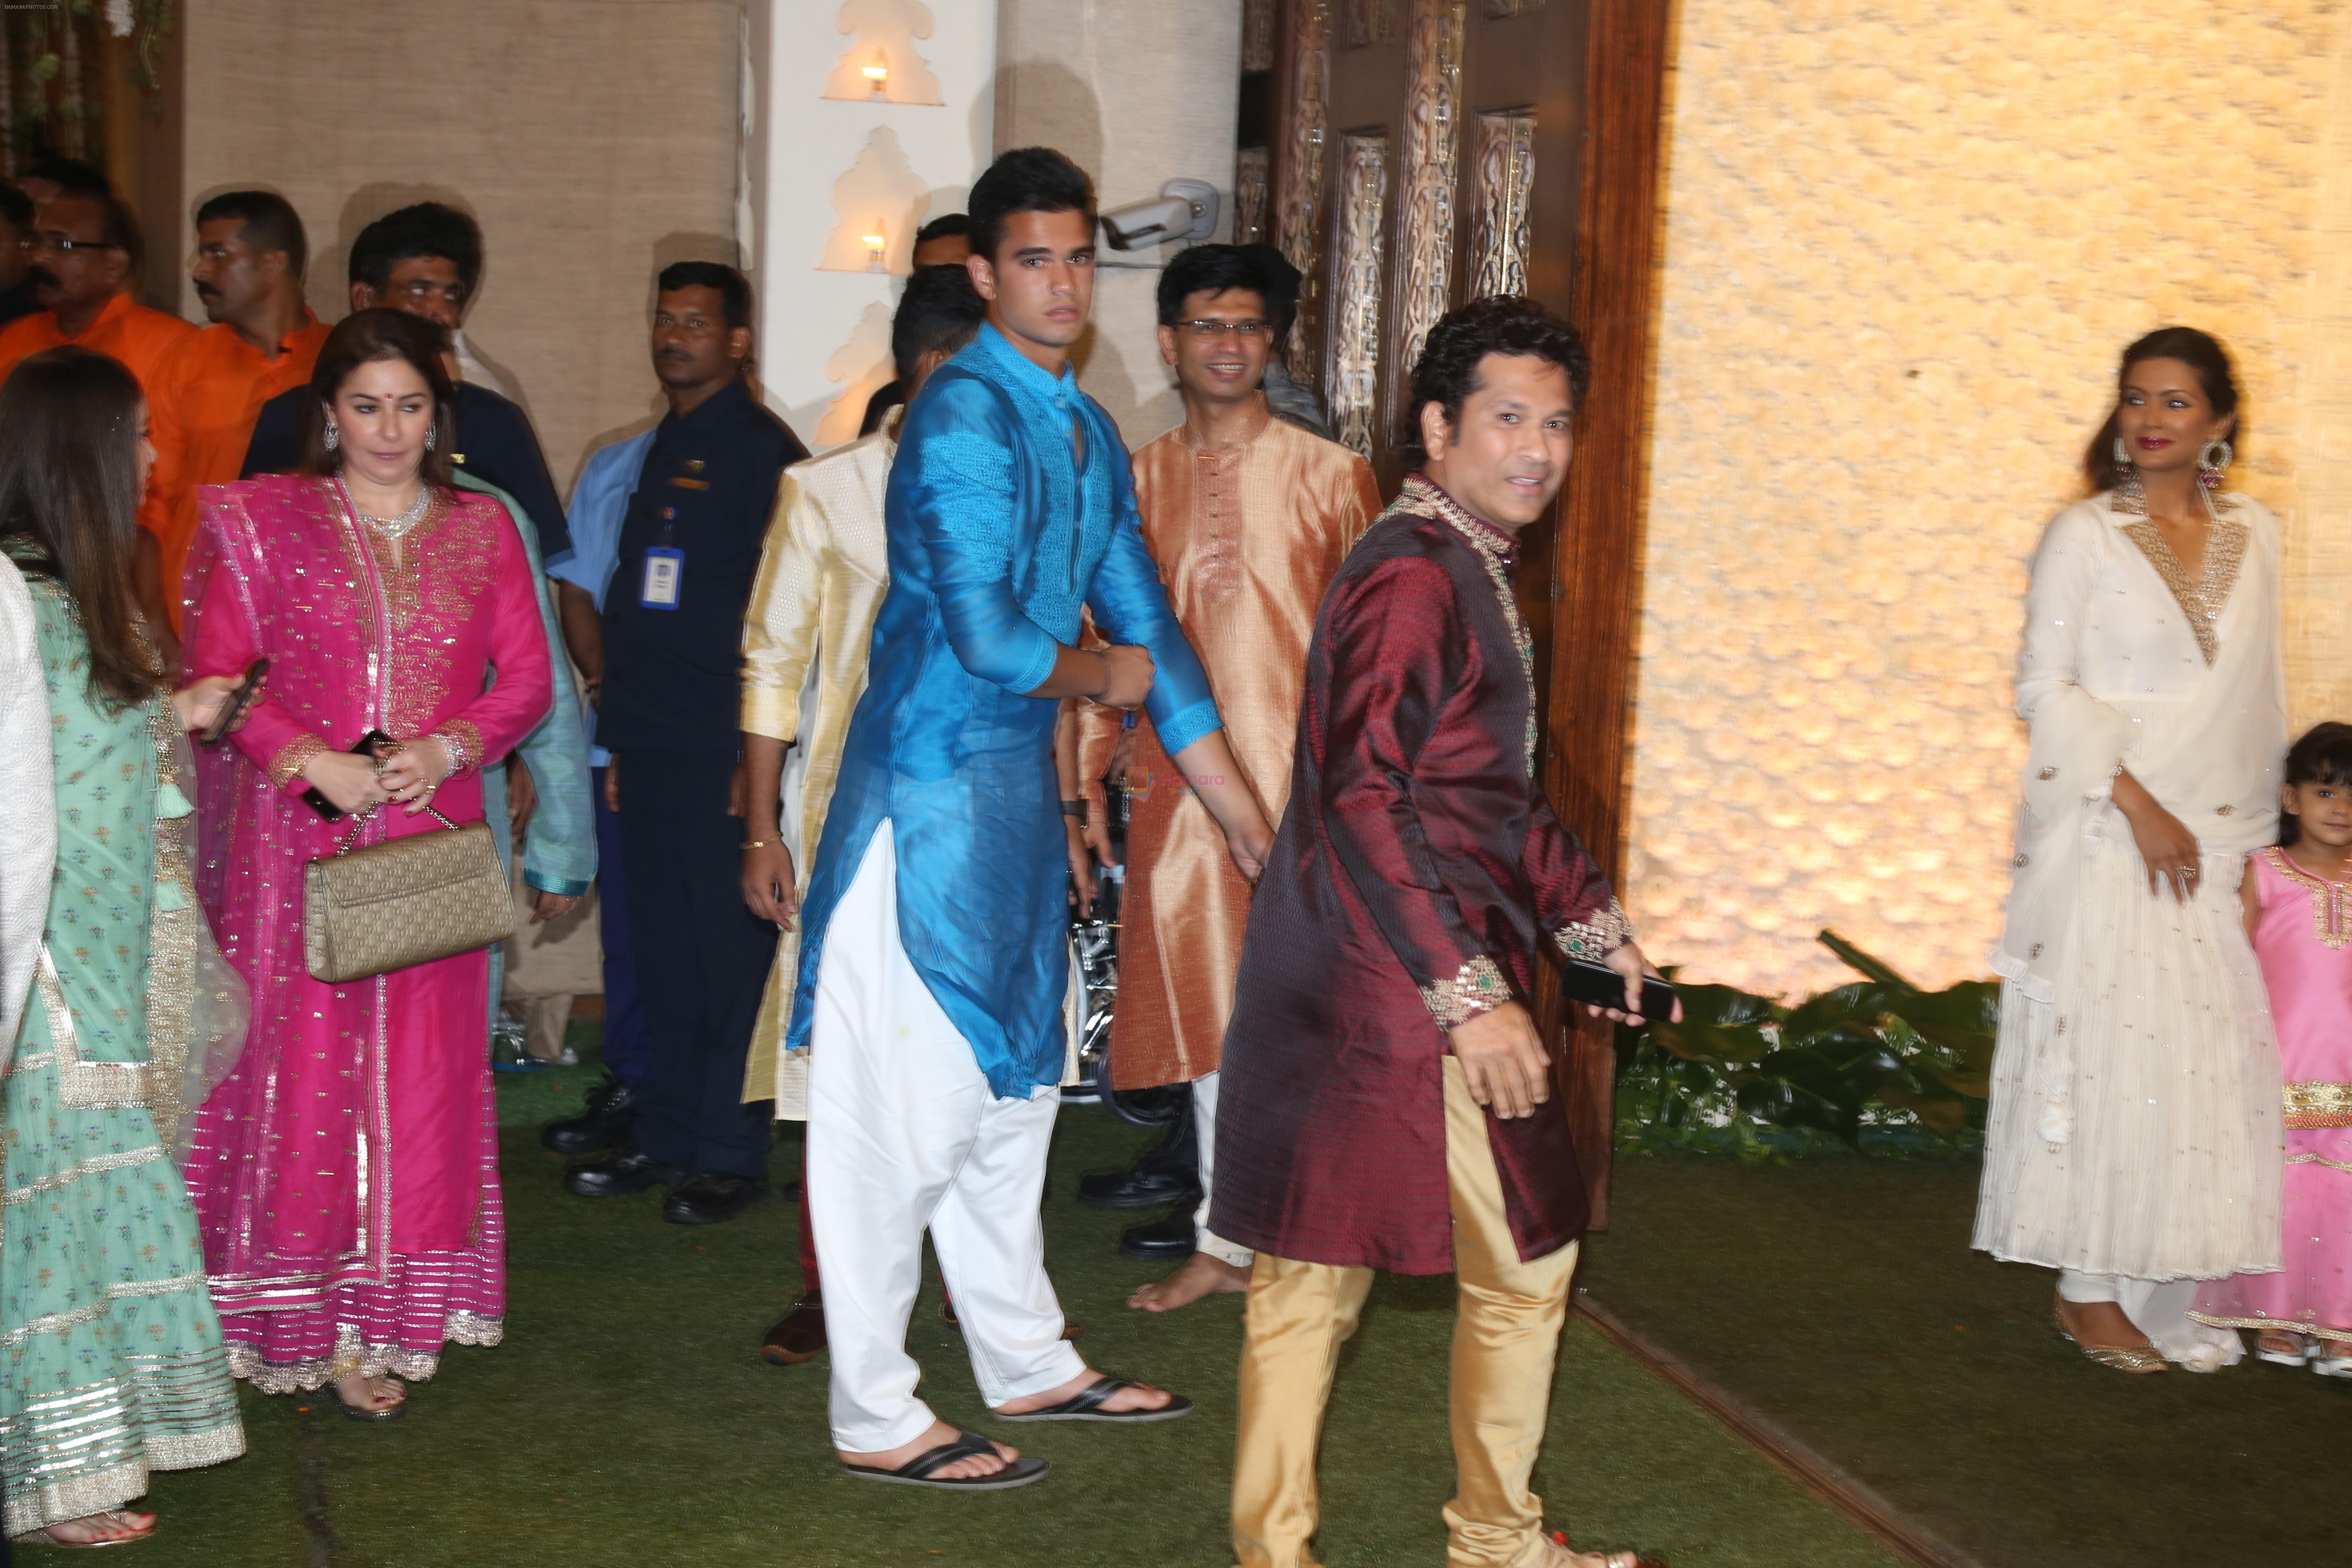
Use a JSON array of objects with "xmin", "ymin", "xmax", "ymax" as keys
[
  {"xmin": 423, "ymin": 426, "xmax": 436, "ymax": 453},
  {"xmin": 2198, "ymin": 438, "xmax": 2233, "ymax": 491},
  {"xmin": 323, "ymin": 423, "xmax": 339, "ymax": 452}
]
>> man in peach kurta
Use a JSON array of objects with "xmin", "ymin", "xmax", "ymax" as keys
[{"xmin": 1079, "ymin": 245, "xmax": 1380, "ymax": 1311}]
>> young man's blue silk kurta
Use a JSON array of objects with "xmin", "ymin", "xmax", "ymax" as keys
[{"xmin": 787, "ymin": 323, "xmax": 1222, "ymax": 1098}]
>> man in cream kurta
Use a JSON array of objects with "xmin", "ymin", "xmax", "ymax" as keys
[
  {"xmin": 1078, "ymin": 246, "xmax": 1381, "ymax": 1311},
  {"xmin": 736, "ymin": 265, "xmax": 989, "ymax": 1365}
]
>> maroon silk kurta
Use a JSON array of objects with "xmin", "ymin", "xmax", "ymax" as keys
[{"xmin": 1209, "ymin": 476, "xmax": 1629, "ymax": 1273}]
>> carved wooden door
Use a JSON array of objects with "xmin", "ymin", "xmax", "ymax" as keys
[{"xmin": 1262, "ymin": 0, "xmax": 1668, "ymax": 1223}]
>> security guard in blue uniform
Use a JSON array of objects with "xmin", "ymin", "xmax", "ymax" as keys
[{"xmin": 568, "ymin": 261, "xmax": 808, "ymax": 1224}]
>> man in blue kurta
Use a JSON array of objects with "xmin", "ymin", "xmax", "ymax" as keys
[{"xmin": 789, "ymin": 149, "xmax": 1274, "ymax": 1491}]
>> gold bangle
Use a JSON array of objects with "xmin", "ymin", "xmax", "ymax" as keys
[{"xmin": 741, "ymin": 839, "xmax": 773, "ymax": 850}]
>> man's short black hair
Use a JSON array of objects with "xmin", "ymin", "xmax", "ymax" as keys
[
  {"xmin": 891, "ymin": 264, "xmax": 988, "ymax": 380},
  {"xmin": 0, "ymin": 184, "xmax": 30, "ymax": 236},
  {"xmin": 1155, "ymin": 245, "xmax": 1268, "ymax": 328},
  {"xmin": 23, "ymin": 157, "xmax": 110, "ymax": 196},
  {"xmin": 968, "ymin": 148, "xmax": 1094, "ymax": 262},
  {"xmin": 349, "ymin": 202, "xmax": 484, "ymax": 293},
  {"xmin": 195, "ymin": 190, "xmax": 308, "ymax": 279},
  {"xmin": 1234, "ymin": 243, "xmax": 1302, "ymax": 337},
  {"xmin": 656, "ymin": 260, "xmax": 753, "ymax": 330},
  {"xmin": 914, "ymin": 212, "xmax": 971, "ymax": 246},
  {"xmin": 1406, "ymin": 296, "xmax": 1591, "ymax": 463}
]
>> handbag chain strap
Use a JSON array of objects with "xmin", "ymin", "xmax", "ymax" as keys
[{"xmin": 331, "ymin": 802, "xmax": 463, "ymax": 858}]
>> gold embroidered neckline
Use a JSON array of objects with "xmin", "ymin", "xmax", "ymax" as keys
[
  {"xmin": 2118, "ymin": 514, "xmax": 2248, "ymax": 667},
  {"xmin": 1394, "ymin": 476, "xmax": 1536, "ymax": 777},
  {"xmin": 2265, "ymin": 846, "xmax": 2352, "ymax": 951}
]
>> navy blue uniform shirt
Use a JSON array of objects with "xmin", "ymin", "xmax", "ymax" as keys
[{"xmin": 595, "ymin": 378, "xmax": 805, "ymax": 754}]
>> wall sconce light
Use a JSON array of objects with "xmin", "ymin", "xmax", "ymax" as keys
[
  {"xmin": 864, "ymin": 221, "xmax": 888, "ymax": 272},
  {"xmin": 862, "ymin": 58, "xmax": 889, "ymax": 98}
]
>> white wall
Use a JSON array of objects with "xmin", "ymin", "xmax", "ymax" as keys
[{"xmin": 748, "ymin": 0, "xmax": 999, "ymax": 452}]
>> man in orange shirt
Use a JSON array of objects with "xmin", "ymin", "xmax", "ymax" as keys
[
  {"xmin": 142, "ymin": 190, "xmax": 329, "ymax": 630},
  {"xmin": 0, "ymin": 189, "xmax": 194, "ymax": 390}
]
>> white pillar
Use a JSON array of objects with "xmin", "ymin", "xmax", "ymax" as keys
[{"xmin": 746, "ymin": 0, "xmax": 999, "ymax": 452}]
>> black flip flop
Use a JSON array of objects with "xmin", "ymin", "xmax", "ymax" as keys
[
  {"xmin": 992, "ymin": 1375, "xmax": 1192, "ymax": 1423},
  {"xmin": 841, "ymin": 1428, "xmax": 1050, "ymax": 1490}
]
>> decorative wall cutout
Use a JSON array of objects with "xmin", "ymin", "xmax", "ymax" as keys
[
  {"xmin": 1326, "ymin": 131, "xmax": 1389, "ymax": 458},
  {"xmin": 821, "ymin": 0, "xmax": 945, "ymax": 105},
  {"xmin": 1469, "ymin": 109, "xmax": 1534, "ymax": 299},
  {"xmin": 817, "ymin": 302, "xmax": 896, "ymax": 447},
  {"xmin": 1242, "ymin": 0, "xmax": 1277, "ymax": 71},
  {"xmin": 818, "ymin": 126, "xmax": 932, "ymax": 273},
  {"xmin": 1277, "ymin": 0, "xmax": 1335, "ymax": 390},
  {"xmin": 1390, "ymin": 0, "xmax": 1467, "ymax": 425},
  {"xmin": 1235, "ymin": 147, "xmax": 1270, "ymax": 245},
  {"xmin": 1344, "ymin": 0, "xmax": 1403, "ymax": 47}
]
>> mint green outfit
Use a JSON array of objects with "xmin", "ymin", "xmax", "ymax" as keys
[{"xmin": 1, "ymin": 577, "xmax": 244, "ymax": 1538}]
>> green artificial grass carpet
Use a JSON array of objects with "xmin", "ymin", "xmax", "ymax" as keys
[
  {"xmin": 1578, "ymin": 1152, "xmax": 2352, "ymax": 1568},
  {"xmin": 139, "ymin": 1033, "xmax": 1902, "ymax": 1568}
]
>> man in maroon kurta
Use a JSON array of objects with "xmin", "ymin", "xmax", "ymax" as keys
[{"xmin": 1212, "ymin": 298, "xmax": 1666, "ymax": 1568}]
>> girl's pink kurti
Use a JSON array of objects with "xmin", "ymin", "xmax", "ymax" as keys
[
  {"xmin": 178, "ymin": 475, "xmax": 551, "ymax": 1390},
  {"xmin": 2193, "ymin": 847, "xmax": 2352, "ymax": 1347}
]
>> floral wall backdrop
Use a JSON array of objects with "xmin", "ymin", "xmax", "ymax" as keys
[{"xmin": 1628, "ymin": 0, "xmax": 2352, "ymax": 998}]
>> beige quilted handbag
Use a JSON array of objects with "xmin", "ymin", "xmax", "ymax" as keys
[{"xmin": 304, "ymin": 807, "xmax": 519, "ymax": 983}]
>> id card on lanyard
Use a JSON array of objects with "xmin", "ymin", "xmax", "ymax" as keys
[{"xmin": 641, "ymin": 507, "xmax": 683, "ymax": 610}]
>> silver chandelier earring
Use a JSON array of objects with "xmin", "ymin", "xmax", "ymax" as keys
[
  {"xmin": 2112, "ymin": 434, "xmax": 2130, "ymax": 473},
  {"xmin": 423, "ymin": 425, "xmax": 436, "ymax": 452},
  {"xmin": 2197, "ymin": 437, "xmax": 2233, "ymax": 492},
  {"xmin": 323, "ymin": 422, "xmax": 339, "ymax": 452}
]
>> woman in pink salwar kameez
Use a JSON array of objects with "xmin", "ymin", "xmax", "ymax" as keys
[{"xmin": 178, "ymin": 311, "xmax": 551, "ymax": 1418}]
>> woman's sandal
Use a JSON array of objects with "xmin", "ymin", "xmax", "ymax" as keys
[
  {"xmin": 2311, "ymin": 1338, "xmax": 2352, "ymax": 1378},
  {"xmin": 992, "ymin": 1374, "xmax": 1192, "ymax": 1423},
  {"xmin": 332, "ymin": 1376, "xmax": 408, "ymax": 1422},
  {"xmin": 1541, "ymin": 1529, "xmax": 1666, "ymax": 1568},
  {"xmin": 11, "ymin": 1509, "xmax": 156, "ymax": 1549},
  {"xmin": 841, "ymin": 1428, "xmax": 1050, "ymax": 1490},
  {"xmin": 2256, "ymin": 1332, "xmax": 2312, "ymax": 1367},
  {"xmin": 2052, "ymin": 1304, "xmax": 2166, "ymax": 1375}
]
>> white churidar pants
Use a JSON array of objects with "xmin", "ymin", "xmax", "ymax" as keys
[
  {"xmin": 806, "ymin": 821, "xmax": 1087, "ymax": 1452},
  {"xmin": 1190, "ymin": 1069, "xmax": 1254, "ymax": 1270}
]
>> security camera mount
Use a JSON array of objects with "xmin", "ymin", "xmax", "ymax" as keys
[{"xmin": 1100, "ymin": 179, "xmax": 1222, "ymax": 253}]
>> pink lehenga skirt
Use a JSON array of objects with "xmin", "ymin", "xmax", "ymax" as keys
[
  {"xmin": 2192, "ymin": 1126, "xmax": 2352, "ymax": 1348},
  {"xmin": 183, "ymin": 937, "xmax": 506, "ymax": 1392}
]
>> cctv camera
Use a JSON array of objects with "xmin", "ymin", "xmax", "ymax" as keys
[{"xmin": 1101, "ymin": 180, "xmax": 1221, "ymax": 251}]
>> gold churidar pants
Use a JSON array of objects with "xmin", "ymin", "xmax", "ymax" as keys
[{"xmin": 1231, "ymin": 1057, "xmax": 1580, "ymax": 1568}]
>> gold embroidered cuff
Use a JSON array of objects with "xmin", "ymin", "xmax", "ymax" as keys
[
  {"xmin": 1551, "ymin": 897, "xmax": 1633, "ymax": 960},
  {"xmin": 1420, "ymin": 955, "xmax": 1513, "ymax": 1028},
  {"xmin": 2284, "ymin": 1081, "xmax": 2352, "ymax": 1129},
  {"xmin": 438, "ymin": 719, "xmax": 486, "ymax": 778},
  {"xmin": 267, "ymin": 734, "xmax": 329, "ymax": 790}
]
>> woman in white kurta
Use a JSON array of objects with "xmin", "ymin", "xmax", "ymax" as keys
[{"xmin": 1975, "ymin": 328, "xmax": 2285, "ymax": 1372}]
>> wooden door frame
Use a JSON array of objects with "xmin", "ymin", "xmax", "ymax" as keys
[{"xmin": 1271, "ymin": 0, "xmax": 1672, "ymax": 1227}]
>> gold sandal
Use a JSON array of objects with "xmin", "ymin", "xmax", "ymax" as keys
[
  {"xmin": 12, "ymin": 1508, "xmax": 156, "ymax": 1549},
  {"xmin": 1542, "ymin": 1530, "xmax": 1666, "ymax": 1568},
  {"xmin": 2052, "ymin": 1304, "xmax": 2166, "ymax": 1374}
]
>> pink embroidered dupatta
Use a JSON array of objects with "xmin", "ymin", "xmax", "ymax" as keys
[{"xmin": 178, "ymin": 475, "xmax": 551, "ymax": 1388}]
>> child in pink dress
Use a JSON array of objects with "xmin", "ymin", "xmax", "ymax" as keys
[{"xmin": 2192, "ymin": 721, "xmax": 2352, "ymax": 1374}]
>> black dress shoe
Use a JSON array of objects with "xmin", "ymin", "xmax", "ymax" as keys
[
  {"xmin": 761, "ymin": 1291, "xmax": 826, "ymax": 1365},
  {"xmin": 1078, "ymin": 1167, "xmax": 1201, "ymax": 1210},
  {"xmin": 1117, "ymin": 1207, "xmax": 1199, "ymax": 1261},
  {"xmin": 542, "ymin": 1072, "xmax": 639, "ymax": 1155},
  {"xmin": 563, "ymin": 1150, "xmax": 683, "ymax": 1197},
  {"xmin": 663, "ymin": 1173, "xmax": 770, "ymax": 1225}
]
